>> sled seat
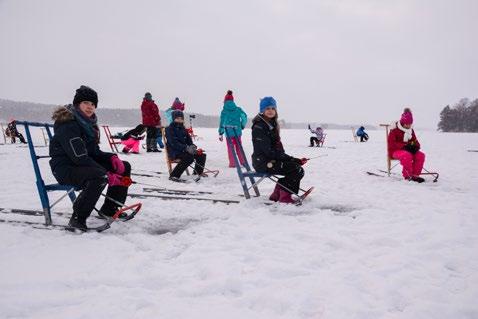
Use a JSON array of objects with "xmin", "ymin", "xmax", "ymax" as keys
[
  {"xmin": 15, "ymin": 121, "xmax": 77, "ymax": 225},
  {"xmin": 380, "ymin": 123, "xmax": 439, "ymax": 182},
  {"xmin": 102, "ymin": 125, "xmax": 122, "ymax": 153}
]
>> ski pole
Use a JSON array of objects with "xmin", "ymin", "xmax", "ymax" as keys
[{"xmin": 306, "ymin": 154, "xmax": 328, "ymax": 161}]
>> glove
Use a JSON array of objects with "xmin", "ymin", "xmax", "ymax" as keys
[
  {"xmin": 219, "ymin": 135, "xmax": 223, "ymax": 142},
  {"xmin": 197, "ymin": 148, "xmax": 204, "ymax": 156},
  {"xmin": 403, "ymin": 143, "xmax": 419, "ymax": 154},
  {"xmin": 186, "ymin": 144, "xmax": 198, "ymax": 155},
  {"xmin": 299, "ymin": 158, "xmax": 308, "ymax": 165},
  {"xmin": 107, "ymin": 172, "xmax": 123, "ymax": 187},
  {"xmin": 110, "ymin": 155, "xmax": 125, "ymax": 175}
]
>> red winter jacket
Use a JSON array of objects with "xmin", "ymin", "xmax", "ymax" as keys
[
  {"xmin": 387, "ymin": 122, "xmax": 420, "ymax": 158},
  {"xmin": 141, "ymin": 99, "xmax": 160, "ymax": 126}
]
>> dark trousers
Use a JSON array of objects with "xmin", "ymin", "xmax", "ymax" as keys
[
  {"xmin": 265, "ymin": 160, "xmax": 304, "ymax": 194},
  {"xmin": 360, "ymin": 134, "xmax": 369, "ymax": 142},
  {"xmin": 170, "ymin": 152, "xmax": 207, "ymax": 178},
  {"xmin": 53, "ymin": 161, "xmax": 131, "ymax": 221},
  {"xmin": 146, "ymin": 126, "xmax": 158, "ymax": 150},
  {"xmin": 310, "ymin": 137, "xmax": 320, "ymax": 146}
]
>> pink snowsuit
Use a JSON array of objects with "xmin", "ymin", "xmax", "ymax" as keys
[
  {"xmin": 121, "ymin": 138, "xmax": 140, "ymax": 153},
  {"xmin": 388, "ymin": 124, "xmax": 425, "ymax": 179},
  {"xmin": 226, "ymin": 136, "xmax": 245, "ymax": 167}
]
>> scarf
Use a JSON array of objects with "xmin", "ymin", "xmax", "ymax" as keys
[
  {"xmin": 397, "ymin": 121, "xmax": 413, "ymax": 142},
  {"xmin": 68, "ymin": 104, "xmax": 100, "ymax": 144}
]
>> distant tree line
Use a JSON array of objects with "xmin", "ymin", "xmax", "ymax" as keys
[{"xmin": 438, "ymin": 98, "xmax": 478, "ymax": 132}]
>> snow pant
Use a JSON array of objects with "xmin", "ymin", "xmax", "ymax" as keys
[
  {"xmin": 392, "ymin": 150, "xmax": 425, "ymax": 179},
  {"xmin": 264, "ymin": 160, "xmax": 304, "ymax": 194},
  {"xmin": 121, "ymin": 138, "xmax": 140, "ymax": 153},
  {"xmin": 170, "ymin": 152, "xmax": 207, "ymax": 178},
  {"xmin": 146, "ymin": 126, "xmax": 158, "ymax": 151},
  {"xmin": 156, "ymin": 128, "xmax": 165, "ymax": 149},
  {"xmin": 52, "ymin": 161, "xmax": 131, "ymax": 221},
  {"xmin": 310, "ymin": 137, "xmax": 320, "ymax": 146},
  {"xmin": 360, "ymin": 134, "xmax": 369, "ymax": 142},
  {"xmin": 226, "ymin": 136, "xmax": 245, "ymax": 167}
]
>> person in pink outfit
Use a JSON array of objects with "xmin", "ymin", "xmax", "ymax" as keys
[
  {"xmin": 387, "ymin": 108, "xmax": 426, "ymax": 183},
  {"xmin": 120, "ymin": 125, "xmax": 146, "ymax": 154},
  {"xmin": 218, "ymin": 90, "xmax": 248, "ymax": 167}
]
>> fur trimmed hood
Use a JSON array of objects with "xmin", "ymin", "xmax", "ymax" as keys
[{"xmin": 52, "ymin": 105, "xmax": 74, "ymax": 123}]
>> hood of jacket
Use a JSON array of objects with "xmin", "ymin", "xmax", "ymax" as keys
[
  {"xmin": 223, "ymin": 100, "xmax": 239, "ymax": 112},
  {"xmin": 52, "ymin": 105, "xmax": 74, "ymax": 123}
]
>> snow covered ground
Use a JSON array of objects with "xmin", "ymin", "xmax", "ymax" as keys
[{"xmin": 0, "ymin": 127, "xmax": 477, "ymax": 319}]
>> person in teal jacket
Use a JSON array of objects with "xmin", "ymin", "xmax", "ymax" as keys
[{"xmin": 218, "ymin": 90, "xmax": 248, "ymax": 167}]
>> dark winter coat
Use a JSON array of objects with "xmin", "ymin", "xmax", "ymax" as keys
[
  {"xmin": 49, "ymin": 106, "xmax": 114, "ymax": 182},
  {"xmin": 387, "ymin": 122, "xmax": 421, "ymax": 158},
  {"xmin": 251, "ymin": 115, "xmax": 294, "ymax": 172},
  {"xmin": 121, "ymin": 125, "xmax": 146, "ymax": 140},
  {"xmin": 165, "ymin": 122, "xmax": 193, "ymax": 159},
  {"xmin": 141, "ymin": 99, "xmax": 160, "ymax": 127}
]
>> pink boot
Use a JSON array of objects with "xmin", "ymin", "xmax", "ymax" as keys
[
  {"xmin": 278, "ymin": 189, "xmax": 296, "ymax": 204},
  {"xmin": 269, "ymin": 184, "xmax": 281, "ymax": 202}
]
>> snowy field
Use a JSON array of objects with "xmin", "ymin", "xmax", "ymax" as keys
[{"xmin": 0, "ymin": 127, "xmax": 477, "ymax": 319}]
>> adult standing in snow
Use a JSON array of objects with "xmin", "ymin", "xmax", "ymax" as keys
[
  {"xmin": 141, "ymin": 92, "xmax": 161, "ymax": 152},
  {"xmin": 49, "ymin": 86, "xmax": 132, "ymax": 231},
  {"xmin": 5, "ymin": 119, "xmax": 27, "ymax": 144},
  {"xmin": 251, "ymin": 97, "xmax": 307, "ymax": 203},
  {"xmin": 165, "ymin": 110, "xmax": 207, "ymax": 182},
  {"xmin": 356, "ymin": 126, "xmax": 369, "ymax": 142},
  {"xmin": 218, "ymin": 90, "xmax": 248, "ymax": 167},
  {"xmin": 388, "ymin": 108, "xmax": 426, "ymax": 183}
]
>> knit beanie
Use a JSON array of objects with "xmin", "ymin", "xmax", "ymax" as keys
[
  {"xmin": 73, "ymin": 85, "xmax": 98, "ymax": 108},
  {"xmin": 400, "ymin": 108, "xmax": 413, "ymax": 125},
  {"xmin": 259, "ymin": 96, "xmax": 277, "ymax": 113}
]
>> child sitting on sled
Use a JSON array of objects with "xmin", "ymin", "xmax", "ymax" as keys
[
  {"xmin": 49, "ymin": 86, "xmax": 132, "ymax": 231},
  {"xmin": 308, "ymin": 125, "xmax": 325, "ymax": 147},
  {"xmin": 165, "ymin": 110, "xmax": 207, "ymax": 182},
  {"xmin": 388, "ymin": 108, "xmax": 426, "ymax": 183},
  {"xmin": 252, "ymin": 97, "xmax": 308, "ymax": 203},
  {"xmin": 120, "ymin": 124, "xmax": 146, "ymax": 154}
]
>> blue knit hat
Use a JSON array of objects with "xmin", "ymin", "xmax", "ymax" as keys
[
  {"xmin": 259, "ymin": 97, "xmax": 277, "ymax": 113},
  {"xmin": 172, "ymin": 110, "xmax": 184, "ymax": 120}
]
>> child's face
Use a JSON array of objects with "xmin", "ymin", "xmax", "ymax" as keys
[
  {"xmin": 403, "ymin": 123, "xmax": 412, "ymax": 129},
  {"xmin": 78, "ymin": 101, "xmax": 96, "ymax": 117},
  {"xmin": 174, "ymin": 117, "xmax": 184, "ymax": 124},
  {"xmin": 263, "ymin": 107, "xmax": 276, "ymax": 119}
]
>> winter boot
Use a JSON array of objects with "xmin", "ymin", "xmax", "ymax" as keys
[
  {"xmin": 278, "ymin": 189, "xmax": 297, "ymax": 204},
  {"xmin": 269, "ymin": 184, "xmax": 281, "ymax": 202},
  {"xmin": 67, "ymin": 213, "xmax": 87, "ymax": 232},
  {"xmin": 99, "ymin": 186, "xmax": 129, "ymax": 218},
  {"xmin": 122, "ymin": 147, "xmax": 130, "ymax": 154},
  {"xmin": 409, "ymin": 176, "xmax": 425, "ymax": 183}
]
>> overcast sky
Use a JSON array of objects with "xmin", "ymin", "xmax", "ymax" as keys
[{"xmin": 0, "ymin": 0, "xmax": 477, "ymax": 128}]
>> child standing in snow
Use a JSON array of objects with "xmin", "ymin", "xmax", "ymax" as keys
[
  {"xmin": 120, "ymin": 124, "xmax": 146, "ymax": 154},
  {"xmin": 165, "ymin": 110, "xmax": 207, "ymax": 182},
  {"xmin": 251, "ymin": 97, "xmax": 307, "ymax": 203},
  {"xmin": 388, "ymin": 108, "xmax": 426, "ymax": 183},
  {"xmin": 218, "ymin": 90, "xmax": 248, "ymax": 167},
  {"xmin": 356, "ymin": 126, "xmax": 369, "ymax": 142},
  {"xmin": 308, "ymin": 125, "xmax": 324, "ymax": 147},
  {"xmin": 49, "ymin": 86, "xmax": 132, "ymax": 231},
  {"xmin": 164, "ymin": 97, "xmax": 185, "ymax": 125}
]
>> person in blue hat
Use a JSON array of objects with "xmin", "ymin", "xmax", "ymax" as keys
[{"xmin": 251, "ymin": 97, "xmax": 307, "ymax": 204}]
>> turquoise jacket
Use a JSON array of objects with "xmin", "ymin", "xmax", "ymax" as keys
[
  {"xmin": 164, "ymin": 108, "xmax": 174, "ymax": 125},
  {"xmin": 218, "ymin": 101, "xmax": 248, "ymax": 137}
]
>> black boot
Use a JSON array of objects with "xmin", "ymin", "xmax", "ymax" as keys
[
  {"xmin": 99, "ymin": 186, "xmax": 129, "ymax": 218},
  {"xmin": 409, "ymin": 176, "xmax": 425, "ymax": 183},
  {"xmin": 67, "ymin": 213, "xmax": 87, "ymax": 232}
]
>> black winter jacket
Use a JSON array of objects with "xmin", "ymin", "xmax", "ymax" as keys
[
  {"xmin": 165, "ymin": 122, "xmax": 193, "ymax": 159},
  {"xmin": 251, "ymin": 115, "xmax": 294, "ymax": 172},
  {"xmin": 49, "ymin": 106, "xmax": 113, "ymax": 175}
]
